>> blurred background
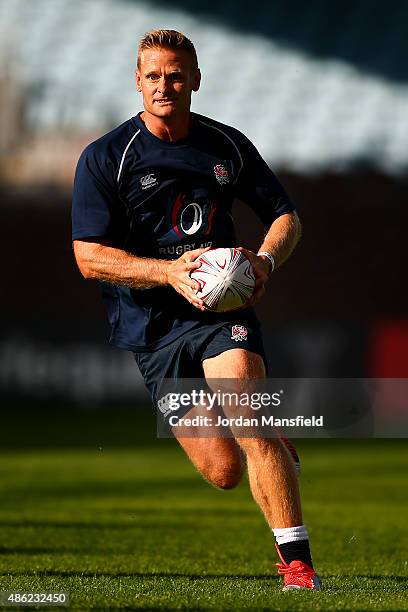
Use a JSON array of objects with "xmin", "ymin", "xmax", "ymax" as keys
[{"xmin": 1, "ymin": 0, "xmax": 407, "ymax": 409}]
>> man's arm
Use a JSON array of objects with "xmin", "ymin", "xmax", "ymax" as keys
[
  {"xmin": 258, "ymin": 210, "xmax": 301, "ymax": 270},
  {"xmin": 238, "ymin": 211, "xmax": 301, "ymax": 306},
  {"xmin": 73, "ymin": 239, "xmax": 209, "ymax": 311}
]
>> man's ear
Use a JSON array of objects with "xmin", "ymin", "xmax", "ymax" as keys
[
  {"xmin": 192, "ymin": 68, "xmax": 201, "ymax": 92},
  {"xmin": 135, "ymin": 70, "xmax": 142, "ymax": 92}
]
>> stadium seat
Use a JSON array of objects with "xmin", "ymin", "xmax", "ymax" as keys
[{"xmin": 0, "ymin": 0, "xmax": 407, "ymax": 174}]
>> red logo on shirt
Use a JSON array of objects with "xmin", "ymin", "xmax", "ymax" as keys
[
  {"xmin": 214, "ymin": 164, "xmax": 230, "ymax": 185},
  {"xmin": 171, "ymin": 193, "xmax": 217, "ymax": 237}
]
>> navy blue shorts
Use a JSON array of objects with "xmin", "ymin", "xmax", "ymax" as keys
[{"xmin": 133, "ymin": 319, "xmax": 267, "ymax": 418}]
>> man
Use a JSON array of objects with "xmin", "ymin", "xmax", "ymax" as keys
[{"xmin": 72, "ymin": 29, "xmax": 321, "ymax": 591}]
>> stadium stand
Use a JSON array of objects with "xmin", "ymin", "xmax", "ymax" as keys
[
  {"xmin": 0, "ymin": 0, "xmax": 407, "ymax": 174},
  {"xmin": 1, "ymin": 1, "xmax": 406, "ymax": 401}
]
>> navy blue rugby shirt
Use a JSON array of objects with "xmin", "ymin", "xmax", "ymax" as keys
[{"xmin": 72, "ymin": 112, "xmax": 295, "ymax": 352}]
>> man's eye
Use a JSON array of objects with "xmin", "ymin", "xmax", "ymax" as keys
[{"xmin": 147, "ymin": 75, "xmax": 159, "ymax": 81}]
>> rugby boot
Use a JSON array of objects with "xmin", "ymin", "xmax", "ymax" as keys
[{"xmin": 275, "ymin": 544, "xmax": 322, "ymax": 591}]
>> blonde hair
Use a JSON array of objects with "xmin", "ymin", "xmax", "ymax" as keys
[{"xmin": 137, "ymin": 29, "xmax": 198, "ymax": 69}]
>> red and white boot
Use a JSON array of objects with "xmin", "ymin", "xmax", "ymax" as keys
[{"xmin": 275, "ymin": 544, "xmax": 322, "ymax": 591}]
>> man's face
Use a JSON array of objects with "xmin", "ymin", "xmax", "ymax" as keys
[{"xmin": 136, "ymin": 47, "xmax": 201, "ymax": 120}]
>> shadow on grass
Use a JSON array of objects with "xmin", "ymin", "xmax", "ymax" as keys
[
  {"xmin": 0, "ymin": 569, "xmax": 277, "ymax": 580},
  {"xmin": 1, "ymin": 570, "xmax": 406, "ymax": 583},
  {"xmin": 1, "ymin": 405, "xmax": 161, "ymax": 450},
  {"xmin": 0, "ymin": 479, "xmax": 208, "ymax": 503},
  {"xmin": 0, "ymin": 508, "xmax": 254, "ymax": 530},
  {"xmin": 0, "ymin": 547, "xmax": 89, "ymax": 554}
]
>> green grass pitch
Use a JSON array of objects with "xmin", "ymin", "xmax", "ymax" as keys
[{"xmin": 0, "ymin": 407, "xmax": 407, "ymax": 610}]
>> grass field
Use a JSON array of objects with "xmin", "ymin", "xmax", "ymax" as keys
[{"xmin": 0, "ymin": 407, "xmax": 407, "ymax": 610}]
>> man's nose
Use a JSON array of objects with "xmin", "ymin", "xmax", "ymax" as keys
[{"xmin": 157, "ymin": 77, "xmax": 171, "ymax": 93}]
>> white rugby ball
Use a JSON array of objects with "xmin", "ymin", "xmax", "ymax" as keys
[{"xmin": 191, "ymin": 248, "xmax": 255, "ymax": 312}]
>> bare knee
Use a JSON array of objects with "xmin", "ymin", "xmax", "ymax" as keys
[
  {"xmin": 178, "ymin": 437, "xmax": 245, "ymax": 490},
  {"xmin": 203, "ymin": 455, "xmax": 244, "ymax": 490}
]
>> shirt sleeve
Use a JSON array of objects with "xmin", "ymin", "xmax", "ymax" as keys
[
  {"xmin": 72, "ymin": 143, "xmax": 118, "ymax": 241},
  {"xmin": 234, "ymin": 135, "xmax": 296, "ymax": 227}
]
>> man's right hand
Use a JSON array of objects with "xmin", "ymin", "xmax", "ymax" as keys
[{"xmin": 166, "ymin": 247, "xmax": 211, "ymax": 311}]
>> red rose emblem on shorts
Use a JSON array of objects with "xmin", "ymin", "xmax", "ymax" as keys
[{"xmin": 231, "ymin": 325, "xmax": 248, "ymax": 342}]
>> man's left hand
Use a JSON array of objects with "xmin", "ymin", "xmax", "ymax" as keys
[{"xmin": 237, "ymin": 247, "xmax": 271, "ymax": 307}]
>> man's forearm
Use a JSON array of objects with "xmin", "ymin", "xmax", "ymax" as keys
[
  {"xmin": 73, "ymin": 241, "xmax": 170, "ymax": 289},
  {"xmin": 258, "ymin": 212, "xmax": 301, "ymax": 269}
]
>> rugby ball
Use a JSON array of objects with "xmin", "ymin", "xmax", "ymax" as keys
[{"xmin": 191, "ymin": 248, "xmax": 255, "ymax": 312}]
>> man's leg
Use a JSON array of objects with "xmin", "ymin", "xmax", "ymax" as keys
[
  {"xmin": 171, "ymin": 401, "xmax": 245, "ymax": 490},
  {"xmin": 203, "ymin": 348, "xmax": 321, "ymax": 590},
  {"xmin": 202, "ymin": 348, "xmax": 302, "ymax": 528},
  {"xmin": 135, "ymin": 330, "xmax": 245, "ymax": 492}
]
